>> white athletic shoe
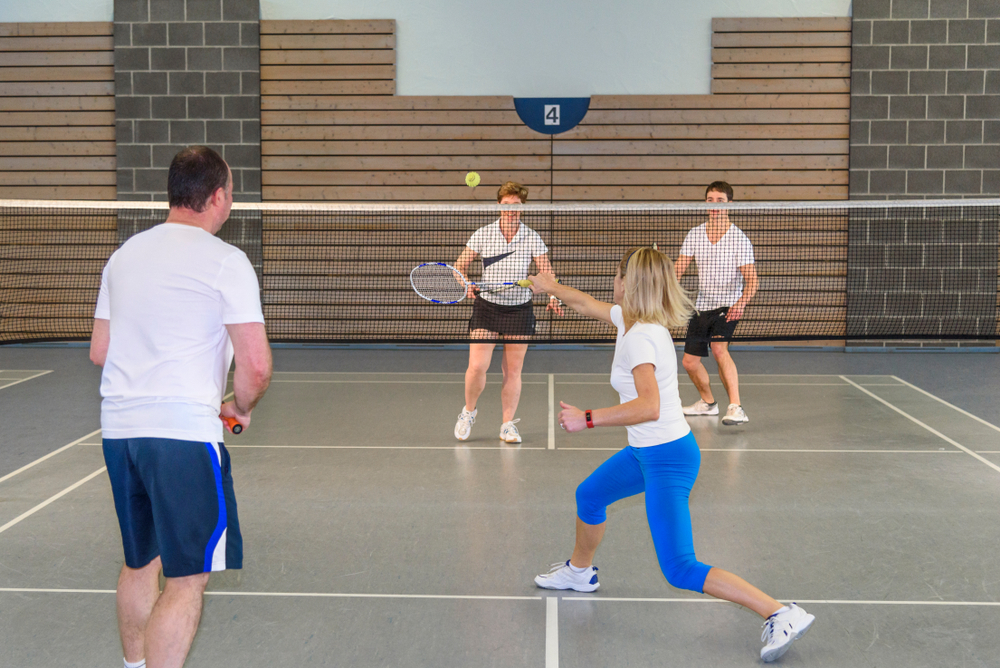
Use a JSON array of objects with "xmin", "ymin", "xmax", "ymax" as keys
[
  {"xmin": 722, "ymin": 403, "xmax": 749, "ymax": 425},
  {"xmin": 682, "ymin": 399, "xmax": 719, "ymax": 416},
  {"xmin": 499, "ymin": 419, "xmax": 521, "ymax": 443},
  {"xmin": 760, "ymin": 603, "xmax": 815, "ymax": 663},
  {"xmin": 454, "ymin": 407, "xmax": 476, "ymax": 441},
  {"xmin": 534, "ymin": 560, "xmax": 600, "ymax": 592}
]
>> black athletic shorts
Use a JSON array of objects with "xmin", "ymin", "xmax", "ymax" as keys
[
  {"xmin": 469, "ymin": 296, "xmax": 535, "ymax": 336},
  {"xmin": 684, "ymin": 307, "xmax": 740, "ymax": 357}
]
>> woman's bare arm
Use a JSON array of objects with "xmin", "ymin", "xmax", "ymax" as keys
[
  {"xmin": 559, "ymin": 363, "xmax": 659, "ymax": 432},
  {"xmin": 527, "ymin": 272, "xmax": 613, "ymax": 324}
]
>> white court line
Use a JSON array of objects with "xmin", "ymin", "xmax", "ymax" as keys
[
  {"xmin": 226, "ymin": 445, "xmax": 547, "ymax": 450},
  {"xmin": 76, "ymin": 443, "xmax": 960, "ymax": 454},
  {"xmin": 561, "ymin": 382, "xmax": 860, "ymax": 386},
  {"xmin": 563, "ymin": 597, "xmax": 1000, "ymax": 607},
  {"xmin": 548, "ymin": 374, "xmax": 555, "ymax": 450},
  {"xmin": 268, "ymin": 380, "xmax": 548, "ymax": 385},
  {"xmin": 0, "ymin": 467, "xmax": 106, "ymax": 536},
  {"xmin": 3, "ymin": 588, "xmax": 999, "ymax": 607},
  {"xmin": 891, "ymin": 376, "xmax": 1000, "ymax": 436},
  {"xmin": 0, "ymin": 428, "xmax": 102, "ymax": 486},
  {"xmin": 840, "ymin": 376, "xmax": 1000, "ymax": 476},
  {"xmin": 0, "ymin": 370, "xmax": 53, "ymax": 390},
  {"xmin": 557, "ymin": 448, "xmax": 962, "ymax": 453},
  {"xmin": 0, "ymin": 588, "xmax": 539, "ymax": 600},
  {"xmin": 546, "ymin": 597, "xmax": 559, "ymax": 668}
]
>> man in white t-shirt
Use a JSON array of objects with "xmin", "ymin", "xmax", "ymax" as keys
[
  {"xmin": 90, "ymin": 146, "xmax": 272, "ymax": 668},
  {"xmin": 675, "ymin": 181, "xmax": 758, "ymax": 426}
]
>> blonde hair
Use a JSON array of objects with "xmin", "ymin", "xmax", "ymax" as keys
[
  {"xmin": 618, "ymin": 247, "xmax": 693, "ymax": 329},
  {"xmin": 497, "ymin": 181, "xmax": 528, "ymax": 203}
]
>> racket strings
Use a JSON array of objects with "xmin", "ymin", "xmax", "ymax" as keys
[{"xmin": 411, "ymin": 264, "xmax": 468, "ymax": 303}]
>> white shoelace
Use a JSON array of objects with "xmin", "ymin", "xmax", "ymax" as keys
[
  {"xmin": 760, "ymin": 615, "xmax": 788, "ymax": 644},
  {"xmin": 502, "ymin": 418, "xmax": 520, "ymax": 433},
  {"xmin": 543, "ymin": 561, "xmax": 567, "ymax": 575},
  {"xmin": 458, "ymin": 410, "xmax": 475, "ymax": 425}
]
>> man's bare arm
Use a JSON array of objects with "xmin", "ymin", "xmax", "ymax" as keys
[
  {"xmin": 727, "ymin": 263, "xmax": 759, "ymax": 322},
  {"xmin": 90, "ymin": 318, "xmax": 110, "ymax": 367},
  {"xmin": 224, "ymin": 322, "xmax": 272, "ymax": 418},
  {"xmin": 675, "ymin": 255, "xmax": 693, "ymax": 279}
]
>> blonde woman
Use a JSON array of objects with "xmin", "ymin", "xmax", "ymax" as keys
[{"xmin": 527, "ymin": 248, "xmax": 813, "ymax": 663}]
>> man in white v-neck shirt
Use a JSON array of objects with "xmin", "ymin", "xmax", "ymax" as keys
[{"xmin": 675, "ymin": 181, "xmax": 759, "ymax": 426}]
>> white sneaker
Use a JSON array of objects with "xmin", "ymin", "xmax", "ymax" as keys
[
  {"xmin": 499, "ymin": 419, "xmax": 521, "ymax": 443},
  {"xmin": 683, "ymin": 399, "xmax": 719, "ymax": 416},
  {"xmin": 760, "ymin": 603, "xmax": 815, "ymax": 663},
  {"xmin": 534, "ymin": 560, "xmax": 600, "ymax": 592},
  {"xmin": 722, "ymin": 403, "xmax": 749, "ymax": 425},
  {"xmin": 454, "ymin": 407, "xmax": 476, "ymax": 441}
]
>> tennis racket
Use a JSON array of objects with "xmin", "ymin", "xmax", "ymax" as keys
[
  {"xmin": 222, "ymin": 416, "xmax": 243, "ymax": 434},
  {"xmin": 410, "ymin": 262, "xmax": 533, "ymax": 304}
]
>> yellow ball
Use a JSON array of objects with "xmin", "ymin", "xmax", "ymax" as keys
[{"xmin": 465, "ymin": 171, "xmax": 481, "ymax": 188}]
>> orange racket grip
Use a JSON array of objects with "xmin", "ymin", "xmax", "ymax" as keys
[{"xmin": 222, "ymin": 416, "xmax": 243, "ymax": 434}]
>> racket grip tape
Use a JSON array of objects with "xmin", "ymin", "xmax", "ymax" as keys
[
  {"xmin": 222, "ymin": 416, "xmax": 243, "ymax": 434},
  {"xmin": 516, "ymin": 278, "xmax": 561, "ymax": 287}
]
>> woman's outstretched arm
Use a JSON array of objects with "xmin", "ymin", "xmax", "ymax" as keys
[
  {"xmin": 559, "ymin": 363, "xmax": 659, "ymax": 432},
  {"xmin": 527, "ymin": 272, "xmax": 613, "ymax": 324}
]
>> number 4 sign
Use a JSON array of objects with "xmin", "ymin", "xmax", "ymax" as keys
[{"xmin": 513, "ymin": 98, "xmax": 589, "ymax": 135}]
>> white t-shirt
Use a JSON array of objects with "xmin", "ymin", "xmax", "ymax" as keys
[
  {"xmin": 465, "ymin": 221, "xmax": 548, "ymax": 306},
  {"xmin": 95, "ymin": 223, "xmax": 264, "ymax": 443},
  {"xmin": 679, "ymin": 223, "xmax": 755, "ymax": 311},
  {"xmin": 609, "ymin": 305, "xmax": 691, "ymax": 447}
]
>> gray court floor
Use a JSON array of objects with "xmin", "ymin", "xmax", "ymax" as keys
[{"xmin": 2, "ymin": 349, "xmax": 1000, "ymax": 667}]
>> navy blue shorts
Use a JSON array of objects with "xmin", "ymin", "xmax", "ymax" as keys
[{"xmin": 103, "ymin": 438, "xmax": 243, "ymax": 578}]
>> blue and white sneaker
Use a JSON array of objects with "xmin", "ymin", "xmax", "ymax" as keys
[
  {"xmin": 760, "ymin": 603, "xmax": 815, "ymax": 662},
  {"xmin": 499, "ymin": 419, "xmax": 521, "ymax": 443},
  {"xmin": 534, "ymin": 560, "xmax": 599, "ymax": 592},
  {"xmin": 455, "ymin": 407, "xmax": 476, "ymax": 441}
]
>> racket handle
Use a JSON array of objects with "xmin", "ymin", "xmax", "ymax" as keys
[
  {"xmin": 222, "ymin": 416, "xmax": 243, "ymax": 435},
  {"xmin": 516, "ymin": 278, "xmax": 561, "ymax": 287}
]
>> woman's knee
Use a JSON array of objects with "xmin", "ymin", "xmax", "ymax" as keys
[
  {"xmin": 660, "ymin": 557, "xmax": 711, "ymax": 593},
  {"xmin": 575, "ymin": 480, "xmax": 607, "ymax": 525}
]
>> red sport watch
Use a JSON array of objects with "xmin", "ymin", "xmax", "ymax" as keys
[{"xmin": 585, "ymin": 410, "xmax": 594, "ymax": 429}]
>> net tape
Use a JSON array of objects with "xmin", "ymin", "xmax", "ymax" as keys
[{"xmin": 1, "ymin": 199, "xmax": 998, "ymax": 344}]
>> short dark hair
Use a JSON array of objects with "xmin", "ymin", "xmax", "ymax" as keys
[
  {"xmin": 167, "ymin": 146, "xmax": 230, "ymax": 212},
  {"xmin": 497, "ymin": 181, "xmax": 528, "ymax": 203},
  {"xmin": 705, "ymin": 181, "xmax": 734, "ymax": 201}
]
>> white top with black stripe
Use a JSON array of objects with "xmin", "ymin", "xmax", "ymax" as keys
[{"xmin": 465, "ymin": 220, "xmax": 549, "ymax": 306}]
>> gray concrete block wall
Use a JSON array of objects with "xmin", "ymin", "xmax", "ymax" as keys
[
  {"xmin": 846, "ymin": 206, "xmax": 998, "ymax": 338},
  {"xmin": 851, "ymin": 0, "xmax": 1000, "ymax": 199},
  {"xmin": 114, "ymin": 0, "xmax": 260, "ymax": 202}
]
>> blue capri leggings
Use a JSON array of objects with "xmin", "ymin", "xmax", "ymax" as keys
[{"xmin": 576, "ymin": 431, "xmax": 712, "ymax": 593}]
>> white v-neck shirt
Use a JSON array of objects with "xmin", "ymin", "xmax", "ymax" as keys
[
  {"xmin": 609, "ymin": 305, "xmax": 690, "ymax": 447},
  {"xmin": 465, "ymin": 221, "xmax": 548, "ymax": 306},
  {"xmin": 679, "ymin": 223, "xmax": 755, "ymax": 311},
  {"xmin": 95, "ymin": 223, "xmax": 264, "ymax": 443}
]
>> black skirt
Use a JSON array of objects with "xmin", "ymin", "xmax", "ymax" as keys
[{"xmin": 468, "ymin": 296, "xmax": 536, "ymax": 336}]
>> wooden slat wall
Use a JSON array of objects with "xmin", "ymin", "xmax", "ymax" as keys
[
  {"xmin": 0, "ymin": 22, "xmax": 115, "ymax": 200},
  {"xmin": 260, "ymin": 17, "xmax": 850, "ymax": 203}
]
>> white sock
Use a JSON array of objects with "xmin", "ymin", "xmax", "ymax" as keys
[
  {"xmin": 124, "ymin": 659, "xmax": 146, "ymax": 668},
  {"xmin": 568, "ymin": 562, "xmax": 588, "ymax": 574}
]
